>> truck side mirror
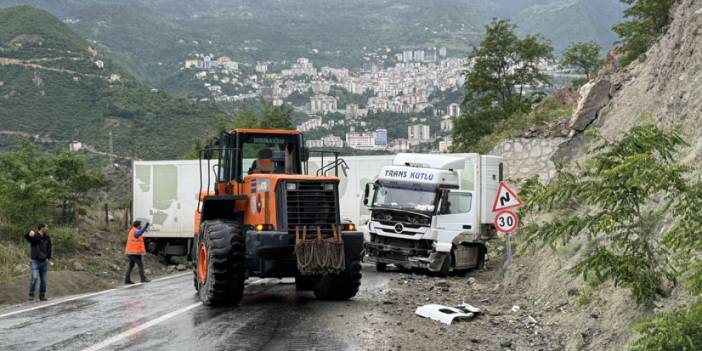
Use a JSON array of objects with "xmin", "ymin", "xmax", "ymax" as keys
[{"xmin": 363, "ymin": 183, "xmax": 371, "ymax": 206}]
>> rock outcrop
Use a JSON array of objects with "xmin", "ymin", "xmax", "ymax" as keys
[
  {"xmin": 560, "ymin": 0, "xmax": 702, "ymax": 164},
  {"xmin": 514, "ymin": 1, "xmax": 702, "ymax": 350},
  {"xmin": 568, "ymin": 79, "xmax": 613, "ymax": 132}
]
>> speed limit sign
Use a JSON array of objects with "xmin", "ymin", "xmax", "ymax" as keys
[{"xmin": 494, "ymin": 210, "xmax": 519, "ymax": 234}]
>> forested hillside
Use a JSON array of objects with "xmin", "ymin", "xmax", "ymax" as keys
[
  {"xmin": 0, "ymin": 6, "xmax": 229, "ymax": 159},
  {"xmin": 0, "ymin": 0, "xmax": 624, "ymax": 90}
]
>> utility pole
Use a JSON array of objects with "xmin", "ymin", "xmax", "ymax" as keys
[{"xmin": 109, "ymin": 131, "xmax": 114, "ymax": 167}]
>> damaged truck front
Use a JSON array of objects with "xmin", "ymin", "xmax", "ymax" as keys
[{"xmin": 363, "ymin": 153, "xmax": 502, "ymax": 276}]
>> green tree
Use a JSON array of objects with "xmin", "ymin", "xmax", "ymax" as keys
[
  {"xmin": 52, "ymin": 152, "xmax": 109, "ymax": 225},
  {"xmin": 561, "ymin": 41, "xmax": 602, "ymax": 79},
  {"xmin": 631, "ymin": 301, "xmax": 702, "ymax": 350},
  {"xmin": 521, "ymin": 123, "xmax": 697, "ymax": 305},
  {"xmin": 182, "ymin": 103, "xmax": 295, "ymax": 158},
  {"xmin": 613, "ymin": 0, "xmax": 676, "ymax": 66},
  {"xmin": 231, "ymin": 107, "xmax": 261, "ymax": 129},
  {"xmin": 260, "ymin": 105, "xmax": 294, "ymax": 130},
  {"xmin": 0, "ymin": 139, "xmax": 55, "ymax": 238},
  {"xmin": 453, "ymin": 19, "xmax": 553, "ymax": 151}
]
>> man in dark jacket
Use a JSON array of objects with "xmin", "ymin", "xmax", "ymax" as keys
[{"xmin": 25, "ymin": 223, "xmax": 52, "ymax": 301}]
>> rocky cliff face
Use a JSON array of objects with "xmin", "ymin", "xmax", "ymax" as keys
[
  {"xmin": 561, "ymin": 0, "xmax": 702, "ymax": 164},
  {"xmin": 491, "ymin": 1, "xmax": 702, "ymax": 350}
]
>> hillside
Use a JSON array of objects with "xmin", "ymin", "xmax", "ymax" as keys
[
  {"xmin": 0, "ymin": 0, "xmax": 624, "ymax": 92},
  {"xmin": 500, "ymin": 0, "xmax": 702, "ymax": 349},
  {"xmin": 0, "ymin": 6, "xmax": 229, "ymax": 159}
]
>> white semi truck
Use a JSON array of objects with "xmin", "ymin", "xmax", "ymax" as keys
[{"xmin": 363, "ymin": 153, "xmax": 503, "ymax": 275}]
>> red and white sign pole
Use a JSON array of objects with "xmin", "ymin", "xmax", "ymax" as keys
[{"xmin": 491, "ymin": 182, "xmax": 524, "ymax": 267}]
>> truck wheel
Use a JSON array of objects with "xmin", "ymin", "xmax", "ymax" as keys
[
  {"xmin": 396, "ymin": 264, "xmax": 412, "ymax": 273},
  {"xmin": 476, "ymin": 244, "xmax": 487, "ymax": 269},
  {"xmin": 195, "ymin": 220, "xmax": 246, "ymax": 306},
  {"xmin": 375, "ymin": 262, "xmax": 387, "ymax": 272},
  {"xmin": 314, "ymin": 259, "xmax": 362, "ymax": 300},
  {"xmin": 435, "ymin": 253, "xmax": 452, "ymax": 277}
]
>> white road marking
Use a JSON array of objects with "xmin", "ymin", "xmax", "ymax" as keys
[
  {"xmin": 79, "ymin": 302, "xmax": 202, "ymax": 351},
  {"xmin": 0, "ymin": 272, "xmax": 191, "ymax": 319}
]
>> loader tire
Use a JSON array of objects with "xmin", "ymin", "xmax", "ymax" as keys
[
  {"xmin": 193, "ymin": 236, "xmax": 200, "ymax": 292},
  {"xmin": 375, "ymin": 262, "xmax": 387, "ymax": 272},
  {"xmin": 193, "ymin": 270, "xmax": 199, "ymax": 292},
  {"xmin": 195, "ymin": 220, "xmax": 246, "ymax": 306},
  {"xmin": 314, "ymin": 259, "xmax": 362, "ymax": 301}
]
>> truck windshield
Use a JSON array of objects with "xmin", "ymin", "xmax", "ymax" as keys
[{"xmin": 372, "ymin": 184, "xmax": 437, "ymax": 213}]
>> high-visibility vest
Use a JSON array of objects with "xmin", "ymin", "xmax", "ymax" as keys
[{"xmin": 124, "ymin": 227, "xmax": 146, "ymax": 255}]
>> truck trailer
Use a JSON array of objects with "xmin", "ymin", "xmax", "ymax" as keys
[
  {"xmin": 132, "ymin": 156, "xmax": 393, "ymax": 260},
  {"xmin": 132, "ymin": 160, "xmax": 217, "ymax": 261},
  {"xmin": 363, "ymin": 153, "xmax": 503, "ymax": 276}
]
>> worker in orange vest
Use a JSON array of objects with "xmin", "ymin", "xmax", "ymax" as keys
[{"xmin": 124, "ymin": 220, "xmax": 150, "ymax": 284}]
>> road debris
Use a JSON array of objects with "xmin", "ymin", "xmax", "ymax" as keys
[
  {"xmin": 415, "ymin": 303, "xmax": 481, "ymax": 325},
  {"xmin": 524, "ymin": 315, "xmax": 538, "ymax": 327}
]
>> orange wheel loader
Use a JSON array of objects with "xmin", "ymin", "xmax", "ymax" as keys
[{"xmin": 192, "ymin": 129, "xmax": 363, "ymax": 306}]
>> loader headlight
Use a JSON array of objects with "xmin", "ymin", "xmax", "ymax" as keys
[
  {"xmin": 286, "ymin": 183, "xmax": 297, "ymax": 191},
  {"xmin": 255, "ymin": 224, "xmax": 274, "ymax": 231},
  {"xmin": 323, "ymin": 183, "xmax": 335, "ymax": 191}
]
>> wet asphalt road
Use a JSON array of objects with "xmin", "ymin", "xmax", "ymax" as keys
[{"xmin": 0, "ymin": 265, "xmax": 389, "ymax": 351}]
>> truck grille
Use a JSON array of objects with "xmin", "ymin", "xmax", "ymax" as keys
[
  {"xmin": 371, "ymin": 209, "xmax": 431, "ymax": 228},
  {"xmin": 283, "ymin": 181, "xmax": 339, "ymax": 237}
]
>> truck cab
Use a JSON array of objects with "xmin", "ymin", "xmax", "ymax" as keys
[{"xmin": 363, "ymin": 153, "xmax": 502, "ymax": 275}]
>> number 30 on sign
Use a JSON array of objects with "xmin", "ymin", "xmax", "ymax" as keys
[{"xmin": 494, "ymin": 210, "xmax": 519, "ymax": 234}]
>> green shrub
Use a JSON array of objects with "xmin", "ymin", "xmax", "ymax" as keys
[
  {"xmin": 578, "ymin": 286, "xmax": 593, "ymax": 306},
  {"xmin": 631, "ymin": 301, "xmax": 702, "ymax": 351},
  {"xmin": 521, "ymin": 124, "xmax": 694, "ymax": 305},
  {"xmin": 0, "ymin": 242, "xmax": 27, "ymax": 280},
  {"xmin": 50, "ymin": 227, "xmax": 79, "ymax": 254}
]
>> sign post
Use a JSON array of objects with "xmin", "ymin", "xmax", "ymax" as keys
[{"xmin": 492, "ymin": 182, "xmax": 524, "ymax": 268}]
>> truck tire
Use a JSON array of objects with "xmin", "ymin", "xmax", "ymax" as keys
[
  {"xmin": 396, "ymin": 264, "xmax": 412, "ymax": 273},
  {"xmin": 195, "ymin": 220, "xmax": 246, "ymax": 306},
  {"xmin": 434, "ymin": 252, "xmax": 452, "ymax": 277},
  {"xmin": 375, "ymin": 262, "xmax": 387, "ymax": 272},
  {"xmin": 314, "ymin": 259, "xmax": 362, "ymax": 300},
  {"xmin": 476, "ymin": 244, "xmax": 487, "ymax": 269}
]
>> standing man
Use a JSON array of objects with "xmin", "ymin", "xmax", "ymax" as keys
[
  {"xmin": 25, "ymin": 224, "xmax": 52, "ymax": 301},
  {"xmin": 124, "ymin": 220, "xmax": 151, "ymax": 284}
]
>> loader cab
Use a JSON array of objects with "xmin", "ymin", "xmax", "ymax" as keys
[{"xmin": 207, "ymin": 129, "xmax": 307, "ymax": 188}]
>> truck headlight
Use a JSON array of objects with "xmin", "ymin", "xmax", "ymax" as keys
[
  {"xmin": 286, "ymin": 183, "xmax": 297, "ymax": 191},
  {"xmin": 323, "ymin": 183, "xmax": 335, "ymax": 191}
]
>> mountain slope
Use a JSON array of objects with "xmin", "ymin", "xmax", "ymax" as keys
[
  {"xmin": 0, "ymin": 6, "xmax": 228, "ymax": 159},
  {"xmin": 511, "ymin": 1, "xmax": 702, "ymax": 349},
  {"xmin": 514, "ymin": 0, "xmax": 625, "ymax": 50},
  {"xmin": 0, "ymin": 0, "xmax": 624, "ymax": 92}
]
